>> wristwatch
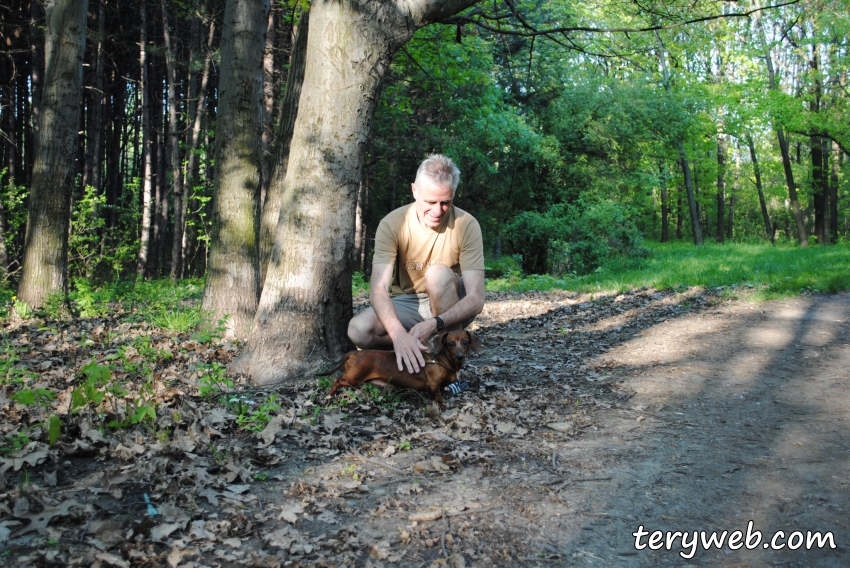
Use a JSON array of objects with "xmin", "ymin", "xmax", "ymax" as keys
[{"xmin": 434, "ymin": 316, "xmax": 445, "ymax": 331}]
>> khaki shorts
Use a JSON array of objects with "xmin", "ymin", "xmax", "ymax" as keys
[{"xmin": 391, "ymin": 276, "xmax": 475, "ymax": 330}]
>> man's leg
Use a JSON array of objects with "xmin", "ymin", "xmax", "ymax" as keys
[
  {"xmin": 347, "ymin": 294, "xmax": 427, "ymax": 349},
  {"xmin": 347, "ymin": 307, "xmax": 392, "ymax": 349},
  {"xmin": 424, "ymin": 265, "xmax": 462, "ymax": 330}
]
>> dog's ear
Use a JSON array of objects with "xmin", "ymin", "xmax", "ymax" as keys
[
  {"xmin": 466, "ymin": 330, "xmax": 481, "ymax": 352},
  {"xmin": 431, "ymin": 331, "xmax": 448, "ymax": 354}
]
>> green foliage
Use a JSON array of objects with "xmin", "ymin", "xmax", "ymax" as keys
[
  {"xmin": 0, "ymin": 340, "xmax": 37, "ymax": 385},
  {"xmin": 233, "ymin": 393, "xmax": 282, "ymax": 432},
  {"xmin": 69, "ymin": 185, "xmax": 108, "ymax": 279},
  {"xmin": 352, "ymin": 272, "xmax": 369, "ymax": 295},
  {"xmin": 149, "ymin": 306, "xmax": 205, "ymax": 333},
  {"xmin": 197, "ymin": 362, "xmax": 234, "ymax": 397},
  {"xmin": 486, "ymin": 242, "xmax": 850, "ymax": 297},
  {"xmin": 504, "ymin": 200, "xmax": 648, "ymax": 275},
  {"xmin": 484, "ymin": 255, "xmax": 523, "ymax": 279}
]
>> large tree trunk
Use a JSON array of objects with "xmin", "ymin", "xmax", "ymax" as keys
[
  {"xmin": 17, "ymin": 0, "xmax": 88, "ymax": 308},
  {"xmin": 746, "ymin": 133, "xmax": 772, "ymax": 241},
  {"xmin": 258, "ymin": 6, "xmax": 309, "ymax": 284},
  {"xmin": 136, "ymin": 2, "xmax": 154, "ymax": 277},
  {"xmin": 201, "ymin": 0, "xmax": 268, "ymax": 340},
  {"xmin": 235, "ymin": 0, "xmax": 479, "ymax": 384}
]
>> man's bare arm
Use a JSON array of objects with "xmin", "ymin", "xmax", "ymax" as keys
[
  {"xmin": 370, "ymin": 263, "xmax": 428, "ymax": 373},
  {"xmin": 408, "ymin": 269, "xmax": 485, "ymax": 342}
]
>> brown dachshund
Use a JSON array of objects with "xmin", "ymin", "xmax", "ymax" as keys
[{"xmin": 319, "ymin": 330, "xmax": 480, "ymax": 407}]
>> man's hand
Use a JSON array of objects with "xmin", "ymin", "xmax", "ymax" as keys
[
  {"xmin": 409, "ymin": 317, "xmax": 438, "ymax": 345},
  {"xmin": 390, "ymin": 330, "xmax": 429, "ymax": 374}
]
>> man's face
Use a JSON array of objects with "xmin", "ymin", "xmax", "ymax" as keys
[{"xmin": 411, "ymin": 178, "xmax": 453, "ymax": 229}]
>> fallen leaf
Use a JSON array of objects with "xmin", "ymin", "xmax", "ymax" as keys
[
  {"xmin": 546, "ymin": 422, "xmax": 574, "ymax": 432},
  {"xmin": 167, "ymin": 546, "xmax": 199, "ymax": 568},
  {"xmin": 95, "ymin": 552, "xmax": 129, "ymax": 568},
  {"xmin": 151, "ymin": 522, "xmax": 183, "ymax": 541},
  {"xmin": 279, "ymin": 502, "xmax": 304, "ymax": 523},
  {"xmin": 409, "ymin": 510, "xmax": 443, "ymax": 522}
]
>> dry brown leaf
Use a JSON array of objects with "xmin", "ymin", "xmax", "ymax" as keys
[{"xmin": 409, "ymin": 510, "xmax": 443, "ymax": 522}]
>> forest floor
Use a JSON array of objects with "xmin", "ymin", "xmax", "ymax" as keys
[{"xmin": 2, "ymin": 287, "xmax": 849, "ymax": 567}]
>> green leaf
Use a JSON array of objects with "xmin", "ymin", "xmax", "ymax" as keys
[{"xmin": 48, "ymin": 415, "xmax": 62, "ymax": 445}]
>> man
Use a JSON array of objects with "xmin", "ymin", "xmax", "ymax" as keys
[{"xmin": 347, "ymin": 154, "xmax": 485, "ymax": 375}]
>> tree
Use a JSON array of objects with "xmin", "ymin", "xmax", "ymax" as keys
[
  {"xmin": 201, "ymin": 0, "xmax": 268, "ymax": 340},
  {"xmin": 17, "ymin": 0, "xmax": 89, "ymax": 308},
  {"xmin": 233, "ymin": 0, "xmax": 480, "ymax": 384}
]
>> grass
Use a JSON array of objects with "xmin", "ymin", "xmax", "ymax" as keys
[{"xmin": 484, "ymin": 242, "xmax": 850, "ymax": 298}]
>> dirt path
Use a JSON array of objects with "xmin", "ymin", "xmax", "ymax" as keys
[{"xmin": 2, "ymin": 289, "xmax": 849, "ymax": 567}]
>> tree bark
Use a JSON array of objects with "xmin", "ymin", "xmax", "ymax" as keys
[
  {"xmin": 18, "ymin": 0, "xmax": 89, "ymax": 308},
  {"xmin": 136, "ymin": 2, "xmax": 154, "ymax": 277},
  {"xmin": 811, "ymin": 135, "xmax": 827, "ymax": 244},
  {"xmin": 201, "ymin": 0, "xmax": 268, "ymax": 340},
  {"xmin": 235, "ymin": 0, "xmax": 480, "ymax": 384},
  {"xmin": 258, "ymin": 6, "xmax": 309, "ymax": 284},
  {"xmin": 161, "ymin": 0, "xmax": 185, "ymax": 279}
]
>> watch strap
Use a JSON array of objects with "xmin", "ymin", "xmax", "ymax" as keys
[{"xmin": 434, "ymin": 316, "xmax": 444, "ymax": 330}]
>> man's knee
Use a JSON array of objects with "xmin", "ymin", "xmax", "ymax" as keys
[
  {"xmin": 347, "ymin": 314, "xmax": 370, "ymax": 347},
  {"xmin": 424, "ymin": 265, "xmax": 459, "ymax": 295}
]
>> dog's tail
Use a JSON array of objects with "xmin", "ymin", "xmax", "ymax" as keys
[{"xmin": 315, "ymin": 353, "xmax": 350, "ymax": 377}]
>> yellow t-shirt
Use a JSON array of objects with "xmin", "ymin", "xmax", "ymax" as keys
[{"xmin": 373, "ymin": 204, "xmax": 485, "ymax": 296}]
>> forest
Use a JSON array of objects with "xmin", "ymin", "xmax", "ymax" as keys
[
  {"xmin": 1, "ymin": 0, "xmax": 849, "ymax": 381},
  {"xmin": 2, "ymin": 1, "xmax": 850, "ymax": 565}
]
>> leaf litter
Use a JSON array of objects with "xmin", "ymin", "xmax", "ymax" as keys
[{"xmin": 2, "ymin": 287, "xmax": 849, "ymax": 566}]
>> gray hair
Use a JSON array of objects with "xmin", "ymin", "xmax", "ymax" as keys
[{"xmin": 415, "ymin": 154, "xmax": 460, "ymax": 194}]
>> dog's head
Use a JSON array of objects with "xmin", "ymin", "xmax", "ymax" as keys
[{"xmin": 432, "ymin": 330, "xmax": 481, "ymax": 364}]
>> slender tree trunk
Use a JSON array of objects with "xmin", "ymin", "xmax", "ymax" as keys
[
  {"xmin": 260, "ymin": 7, "xmax": 276, "ymax": 210},
  {"xmin": 201, "ymin": 0, "xmax": 268, "ymax": 340},
  {"xmin": 182, "ymin": 15, "xmax": 215, "ymax": 278},
  {"xmin": 137, "ymin": 3, "xmax": 154, "ymax": 277},
  {"xmin": 161, "ymin": 0, "xmax": 185, "ymax": 279},
  {"xmin": 258, "ymin": 6, "xmax": 309, "ymax": 283},
  {"xmin": 18, "ymin": 0, "xmax": 89, "ymax": 308},
  {"xmin": 235, "ymin": 0, "xmax": 480, "ymax": 384},
  {"xmin": 746, "ymin": 133, "xmax": 772, "ymax": 241},
  {"xmin": 727, "ymin": 142, "xmax": 739, "ymax": 240},
  {"xmin": 811, "ymin": 136, "xmax": 827, "ymax": 244},
  {"xmin": 657, "ymin": 37, "xmax": 701, "ymax": 245},
  {"xmin": 676, "ymin": 184, "xmax": 683, "ymax": 240},
  {"xmin": 676, "ymin": 143, "xmax": 703, "ymax": 245},
  {"xmin": 1, "ymin": 57, "xmax": 14, "ymax": 281},
  {"xmin": 716, "ymin": 132, "xmax": 726, "ymax": 242},
  {"xmin": 756, "ymin": 9, "xmax": 807, "ymax": 246},
  {"xmin": 29, "ymin": 0, "xmax": 44, "ymax": 157},
  {"xmin": 830, "ymin": 140, "xmax": 840, "ymax": 241},
  {"xmin": 659, "ymin": 162, "xmax": 669, "ymax": 243}
]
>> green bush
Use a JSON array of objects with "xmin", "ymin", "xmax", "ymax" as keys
[
  {"xmin": 484, "ymin": 254, "xmax": 523, "ymax": 278},
  {"xmin": 505, "ymin": 200, "xmax": 648, "ymax": 276}
]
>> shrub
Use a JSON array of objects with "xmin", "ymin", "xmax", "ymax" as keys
[{"xmin": 505, "ymin": 200, "xmax": 648, "ymax": 276}]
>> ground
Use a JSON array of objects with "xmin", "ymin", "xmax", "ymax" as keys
[{"xmin": 1, "ymin": 287, "xmax": 849, "ymax": 567}]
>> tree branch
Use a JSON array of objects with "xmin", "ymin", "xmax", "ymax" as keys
[{"xmin": 441, "ymin": 0, "xmax": 801, "ymax": 37}]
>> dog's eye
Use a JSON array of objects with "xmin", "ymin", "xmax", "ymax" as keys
[
  {"xmin": 462, "ymin": 340, "xmax": 468, "ymax": 345},
  {"xmin": 448, "ymin": 342, "xmax": 456, "ymax": 347}
]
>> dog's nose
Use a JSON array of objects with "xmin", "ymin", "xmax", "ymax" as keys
[{"xmin": 456, "ymin": 353, "xmax": 464, "ymax": 359}]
